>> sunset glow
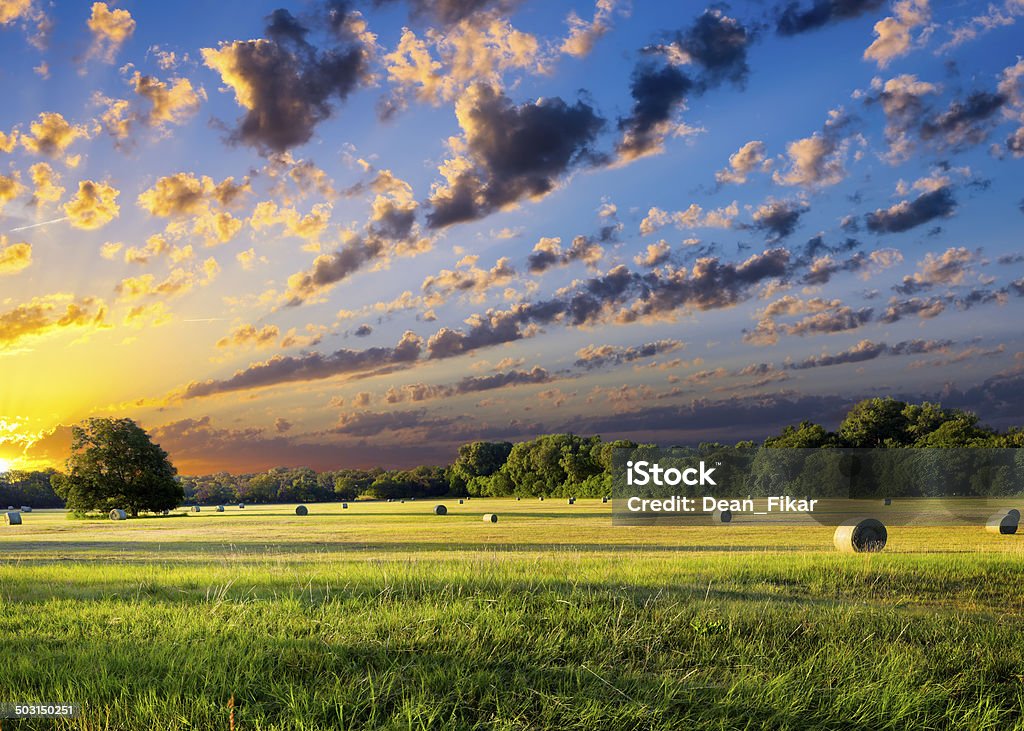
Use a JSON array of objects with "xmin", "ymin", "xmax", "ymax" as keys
[{"xmin": 1, "ymin": 1, "xmax": 1022, "ymax": 475}]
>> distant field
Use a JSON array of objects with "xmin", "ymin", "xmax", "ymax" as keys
[{"xmin": 1, "ymin": 500, "xmax": 1023, "ymax": 730}]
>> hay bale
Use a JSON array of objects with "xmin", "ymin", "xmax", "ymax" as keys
[
  {"xmin": 516, "ymin": 497, "xmax": 521, "ymax": 501},
  {"xmin": 109, "ymin": 509, "xmax": 127, "ymax": 521},
  {"xmin": 342, "ymin": 502, "xmax": 348, "ymax": 509},
  {"xmin": 191, "ymin": 505, "xmax": 201, "ymax": 513},
  {"xmin": 482, "ymin": 513, "xmax": 498, "ymax": 523},
  {"xmin": 458, "ymin": 499, "xmax": 464, "ymax": 504},
  {"xmin": 883, "ymin": 498, "xmax": 892, "ymax": 506},
  {"xmin": 6, "ymin": 505, "xmax": 13, "ymax": 510},
  {"xmin": 986, "ymin": 512, "xmax": 1019, "ymax": 535},
  {"xmin": 434, "ymin": 504, "xmax": 448, "ymax": 515},
  {"xmin": 567, "ymin": 498, "xmax": 575, "ymax": 505},
  {"xmin": 711, "ymin": 508, "xmax": 732, "ymax": 524},
  {"xmin": 216, "ymin": 505, "xmax": 225, "ymax": 512},
  {"xmin": 162, "ymin": 509, "xmax": 169, "ymax": 515},
  {"xmin": 833, "ymin": 518, "xmax": 887, "ymax": 553},
  {"xmin": 20, "ymin": 506, "xmax": 32, "ymax": 513},
  {"xmin": 4, "ymin": 511, "xmax": 22, "ymax": 525},
  {"xmin": 295, "ymin": 505, "xmax": 309, "ymax": 516},
  {"xmin": 538, "ymin": 496, "xmax": 544, "ymax": 502},
  {"xmin": 601, "ymin": 497, "xmax": 608, "ymax": 504},
  {"xmin": 999, "ymin": 507, "xmax": 1021, "ymax": 521},
  {"xmin": 238, "ymin": 503, "xmax": 245, "ymax": 509}
]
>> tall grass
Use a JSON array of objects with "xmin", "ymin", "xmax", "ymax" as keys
[{"xmin": 0, "ymin": 500, "xmax": 1021, "ymax": 729}]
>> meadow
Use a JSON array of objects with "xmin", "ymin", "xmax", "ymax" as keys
[{"xmin": 1, "ymin": 499, "xmax": 1023, "ymax": 730}]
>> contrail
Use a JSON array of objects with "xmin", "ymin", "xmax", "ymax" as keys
[{"xmin": 8, "ymin": 216, "xmax": 70, "ymax": 232}]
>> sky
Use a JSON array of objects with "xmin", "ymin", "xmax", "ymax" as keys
[{"xmin": 0, "ymin": 0, "xmax": 1022, "ymax": 475}]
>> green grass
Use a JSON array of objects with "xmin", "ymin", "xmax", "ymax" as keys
[{"xmin": 1, "ymin": 500, "xmax": 1022, "ymax": 730}]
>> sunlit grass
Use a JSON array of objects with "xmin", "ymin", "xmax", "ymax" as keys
[{"xmin": 1, "ymin": 500, "xmax": 1022, "ymax": 729}]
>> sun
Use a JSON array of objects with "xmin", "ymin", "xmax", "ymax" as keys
[{"xmin": 0, "ymin": 458, "xmax": 12, "ymax": 474}]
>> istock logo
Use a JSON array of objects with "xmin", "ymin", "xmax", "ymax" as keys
[{"xmin": 626, "ymin": 460, "xmax": 717, "ymax": 487}]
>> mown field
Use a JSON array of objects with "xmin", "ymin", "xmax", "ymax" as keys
[{"xmin": 1, "ymin": 499, "xmax": 1023, "ymax": 730}]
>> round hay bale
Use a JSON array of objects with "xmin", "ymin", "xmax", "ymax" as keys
[
  {"xmin": 458, "ymin": 499, "xmax": 464, "ymax": 504},
  {"xmin": 162, "ymin": 509, "xmax": 170, "ymax": 515},
  {"xmin": 295, "ymin": 505, "xmax": 309, "ymax": 516},
  {"xmin": 342, "ymin": 502, "xmax": 348, "ymax": 509},
  {"xmin": 567, "ymin": 498, "xmax": 575, "ymax": 505},
  {"xmin": 20, "ymin": 506, "xmax": 32, "ymax": 513},
  {"xmin": 238, "ymin": 503, "xmax": 245, "ymax": 509},
  {"xmin": 601, "ymin": 496, "xmax": 608, "ymax": 503},
  {"xmin": 109, "ymin": 509, "xmax": 127, "ymax": 521},
  {"xmin": 4, "ymin": 511, "xmax": 22, "ymax": 525},
  {"xmin": 516, "ymin": 497, "xmax": 520, "ymax": 501},
  {"xmin": 711, "ymin": 508, "xmax": 732, "ymax": 524},
  {"xmin": 6, "ymin": 505, "xmax": 13, "ymax": 510},
  {"xmin": 986, "ymin": 512, "xmax": 1019, "ymax": 535},
  {"xmin": 538, "ymin": 496, "xmax": 544, "ymax": 502},
  {"xmin": 434, "ymin": 504, "xmax": 448, "ymax": 515},
  {"xmin": 883, "ymin": 498, "xmax": 892, "ymax": 506},
  {"xmin": 216, "ymin": 505, "xmax": 225, "ymax": 512},
  {"xmin": 482, "ymin": 513, "xmax": 498, "ymax": 523},
  {"xmin": 191, "ymin": 505, "xmax": 201, "ymax": 513},
  {"xmin": 999, "ymin": 507, "xmax": 1020, "ymax": 521},
  {"xmin": 833, "ymin": 518, "xmax": 887, "ymax": 553}
]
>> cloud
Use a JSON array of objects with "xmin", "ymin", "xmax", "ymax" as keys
[
  {"xmin": 715, "ymin": 140, "xmax": 769, "ymax": 184},
  {"xmin": 374, "ymin": 0, "xmax": 518, "ymax": 27},
  {"xmin": 893, "ymin": 246, "xmax": 976, "ymax": 293},
  {"xmin": 0, "ymin": 236, "xmax": 31, "ymax": 275},
  {"xmin": 86, "ymin": 2, "xmax": 135, "ymax": 63},
  {"xmin": 669, "ymin": 9, "xmax": 752, "ymax": 87},
  {"xmin": 115, "ymin": 258, "xmax": 220, "ymax": 301},
  {"xmin": 935, "ymin": 0, "xmax": 1024, "ymax": 52},
  {"xmin": 751, "ymin": 199, "xmax": 808, "ymax": 241},
  {"xmin": 787, "ymin": 338, "xmax": 951, "ymax": 369},
  {"xmin": 426, "ymin": 83, "xmax": 606, "ymax": 228},
  {"xmin": 639, "ymin": 202, "xmax": 738, "ymax": 235},
  {"xmin": 633, "ymin": 240, "xmax": 671, "ymax": 268},
  {"xmin": 216, "ymin": 324, "xmax": 281, "ymax": 349},
  {"xmin": 0, "ymin": 0, "xmax": 49, "ymax": 48},
  {"xmin": 772, "ymin": 131, "xmax": 848, "ymax": 187},
  {"xmin": 863, "ymin": 0, "xmax": 930, "ymax": 68},
  {"xmin": 561, "ymin": 0, "xmax": 620, "ymax": 58},
  {"xmin": 28, "ymin": 162, "xmax": 64, "ymax": 206},
  {"xmin": 0, "ymin": 294, "xmax": 107, "ymax": 349},
  {"xmin": 422, "ymin": 254, "xmax": 516, "ymax": 302},
  {"xmin": 776, "ymin": 0, "xmax": 885, "ymax": 35},
  {"xmin": 526, "ymin": 235, "xmax": 604, "ymax": 273},
  {"xmin": 284, "ymin": 237, "xmax": 385, "ymax": 304},
  {"xmin": 96, "ymin": 72, "xmax": 206, "ymax": 141},
  {"xmin": 63, "ymin": 180, "xmax": 120, "ymax": 230},
  {"xmin": 137, "ymin": 172, "xmax": 249, "ymax": 247},
  {"xmin": 19, "ymin": 112, "xmax": 90, "ymax": 159},
  {"xmin": 575, "ymin": 339, "xmax": 684, "ymax": 369},
  {"xmin": 0, "ymin": 173, "xmax": 22, "ymax": 213},
  {"xmin": 381, "ymin": 11, "xmax": 542, "ymax": 110},
  {"xmin": 201, "ymin": 3, "xmax": 374, "ymax": 153},
  {"xmin": 865, "ymin": 186, "xmax": 956, "ymax": 233},
  {"xmin": 615, "ymin": 62, "xmax": 694, "ymax": 163},
  {"xmin": 864, "ymin": 73, "xmax": 940, "ymax": 162},
  {"xmin": 181, "ymin": 331, "xmax": 423, "ymax": 398},
  {"xmin": 879, "ymin": 295, "xmax": 946, "ymax": 323},
  {"xmin": 919, "ymin": 91, "xmax": 1008, "ymax": 149}
]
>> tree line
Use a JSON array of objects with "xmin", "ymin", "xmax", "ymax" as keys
[{"xmin": 6, "ymin": 397, "xmax": 1024, "ymax": 512}]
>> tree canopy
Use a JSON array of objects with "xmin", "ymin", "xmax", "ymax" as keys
[{"xmin": 52, "ymin": 418, "xmax": 182, "ymax": 516}]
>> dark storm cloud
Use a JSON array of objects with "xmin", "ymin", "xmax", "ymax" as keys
[
  {"xmin": 865, "ymin": 187, "xmax": 957, "ymax": 234},
  {"xmin": 614, "ymin": 63, "xmax": 693, "ymax": 161},
  {"xmin": 787, "ymin": 338, "xmax": 952, "ymax": 369},
  {"xmin": 426, "ymin": 85, "xmax": 606, "ymax": 228},
  {"xmin": 751, "ymin": 199, "xmax": 808, "ymax": 241},
  {"xmin": 920, "ymin": 91, "xmax": 1008, "ymax": 149},
  {"xmin": 426, "ymin": 249, "xmax": 791, "ymax": 358},
  {"xmin": 574, "ymin": 339, "xmax": 685, "ymax": 369},
  {"xmin": 285, "ymin": 237, "xmax": 385, "ymax": 305},
  {"xmin": 775, "ymin": 0, "xmax": 884, "ymax": 36},
  {"xmin": 676, "ymin": 9, "xmax": 751, "ymax": 88},
  {"xmin": 204, "ymin": 2, "xmax": 372, "ymax": 153},
  {"xmin": 371, "ymin": 0, "xmax": 516, "ymax": 26},
  {"xmin": 182, "ymin": 331, "xmax": 423, "ymax": 398}
]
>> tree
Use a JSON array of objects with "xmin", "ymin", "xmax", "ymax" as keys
[{"xmin": 53, "ymin": 418, "xmax": 182, "ymax": 516}]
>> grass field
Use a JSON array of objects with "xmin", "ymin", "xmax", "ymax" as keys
[{"xmin": 1, "ymin": 499, "xmax": 1023, "ymax": 730}]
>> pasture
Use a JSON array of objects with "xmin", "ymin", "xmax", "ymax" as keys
[{"xmin": 1, "ymin": 500, "xmax": 1023, "ymax": 729}]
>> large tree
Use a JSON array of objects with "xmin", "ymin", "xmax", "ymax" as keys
[{"xmin": 53, "ymin": 418, "xmax": 182, "ymax": 516}]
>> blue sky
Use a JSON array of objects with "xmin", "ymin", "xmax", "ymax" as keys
[{"xmin": 0, "ymin": 0, "xmax": 1022, "ymax": 473}]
